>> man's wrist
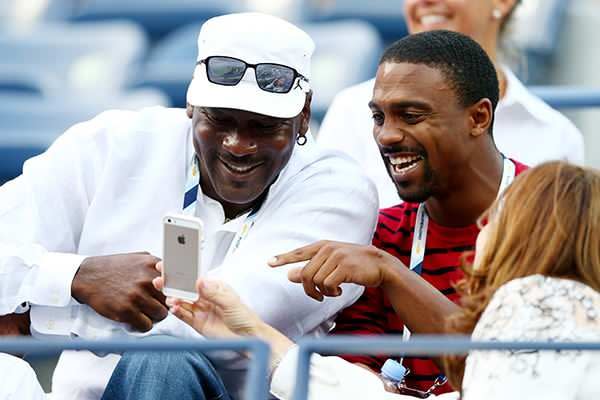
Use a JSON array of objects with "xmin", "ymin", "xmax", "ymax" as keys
[
  {"xmin": 70, "ymin": 258, "xmax": 88, "ymax": 304},
  {"xmin": 255, "ymin": 322, "xmax": 294, "ymax": 361},
  {"xmin": 380, "ymin": 254, "xmax": 407, "ymax": 292}
]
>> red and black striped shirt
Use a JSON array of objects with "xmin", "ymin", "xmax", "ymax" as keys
[{"xmin": 332, "ymin": 160, "xmax": 528, "ymax": 394}]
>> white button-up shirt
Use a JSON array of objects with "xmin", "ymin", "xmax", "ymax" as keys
[
  {"xmin": 318, "ymin": 66, "xmax": 585, "ymax": 208},
  {"xmin": 0, "ymin": 107, "xmax": 378, "ymax": 400},
  {"xmin": 0, "ymin": 354, "xmax": 46, "ymax": 400}
]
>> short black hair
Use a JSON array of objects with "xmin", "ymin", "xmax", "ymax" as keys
[{"xmin": 380, "ymin": 30, "xmax": 499, "ymax": 131}]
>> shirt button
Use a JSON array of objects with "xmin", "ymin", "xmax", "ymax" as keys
[{"xmin": 47, "ymin": 320, "xmax": 55, "ymax": 330}]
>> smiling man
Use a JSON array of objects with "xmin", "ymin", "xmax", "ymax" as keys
[
  {"xmin": 0, "ymin": 13, "xmax": 377, "ymax": 400},
  {"xmin": 269, "ymin": 30, "xmax": 528, "ymax": 395}
]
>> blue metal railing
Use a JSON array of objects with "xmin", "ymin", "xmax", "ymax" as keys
[
  {"xmin": 0, "ymin": 337, "xmax": 271, "ymax": 400},
  {"xmin": 2, "ymin": 335, "xmax": 600, "ymax": 400},
  {"xmin": 530, "ymin": 86, "xmax": 600, "ymax": 109},
  {"xmin": 292, "ymin": 335, "xmax": 600, "ymax": 400}
]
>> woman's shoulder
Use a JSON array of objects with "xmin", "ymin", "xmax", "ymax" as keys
[{"xmin": 473, "ymin": 275, "xmax": 600, "ymax": 341}]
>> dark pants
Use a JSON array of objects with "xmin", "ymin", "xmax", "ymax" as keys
[{"xmin": 101, "ymin": 350, "xmax": 231, "ymax": 400}]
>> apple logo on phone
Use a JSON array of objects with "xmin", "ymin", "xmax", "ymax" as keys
[{"xmin": 177, "ymin": 234, "xmax": 186, "ymax": 245}]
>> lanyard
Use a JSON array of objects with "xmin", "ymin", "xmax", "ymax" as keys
[
  {"xmin": 401, "ymin": 158, "xmax": 516, "ymax": 355},
  {"xmin": 182, "ymin": 156, "xmax": 259, "ymax": 256}
]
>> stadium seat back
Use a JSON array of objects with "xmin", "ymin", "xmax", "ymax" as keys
[
  {"xmin": 0, "ymin": 22, "xmax": 148, "ymax": 95},
  {"xmin": 0, "ymin": 89, "xmax": 169, "ymax": 182},
  {"xmin": 70, "ymin": 0, "xmax": 243, "ymax": 42},
  {"xmin": 507, "ymin": 0, "xmax": 570, "ymax": 84},
  {"xmin": 303, "ymin": 20, "xmax": 384, "ymax": 121},
  {"xmin": 302, "ymin": 0, "xmax": 408, "ymax": 44},
  {"xmin": 130, "ymin": 20, "xmax": 206, "ymax": 107}
]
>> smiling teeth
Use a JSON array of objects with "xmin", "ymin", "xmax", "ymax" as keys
[
  {"xmin": 393, "ymin": 161, "xmax": 420, "ymax": 175},
  {"xmin": 223, "ymin": 161, "xmax": 258, "ymax": 173},
  {"xmin": 227, "ymin": 164, "xmax": 254, "ymax": 173},
  {"xmin": 420, "ymin": 15, "xmax": 448, "ymax": 26},
  {"xmin": 388, "ymin": 155, "xmax": 422, "ymax": 176},
  {"xmin": 389, "ymin": 155, "xmax": 422, "ymax": 165}
]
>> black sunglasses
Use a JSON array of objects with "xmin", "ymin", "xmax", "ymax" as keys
[{"xmin": 197, "ymin": 56, "xmax": 308, "ymax": 94}]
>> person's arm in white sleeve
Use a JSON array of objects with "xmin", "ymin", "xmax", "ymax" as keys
[
  {"xmin": 0, "ymin": 119, "xmax": 96, "ymax": 317},
  {"xmin": 0, "ymin": 353, "xmax": 46, "ymax": 400},
  {"xmin": 271, "ymin": 346, "xmax": 460, "ymax": 400}
]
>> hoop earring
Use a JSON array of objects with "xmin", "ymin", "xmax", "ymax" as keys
[{"xmin": 296, "ymin": 134, "xmax": 307, "ymax": 146}]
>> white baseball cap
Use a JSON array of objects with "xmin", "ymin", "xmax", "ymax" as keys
[{"xmin": 186, "ymin": 13, "xmax": 315, "ymax": 119}]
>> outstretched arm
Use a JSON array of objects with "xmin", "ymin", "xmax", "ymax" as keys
[{"xmin": 269, "ymin": 241, "xmax": 460, "ymax": 335}]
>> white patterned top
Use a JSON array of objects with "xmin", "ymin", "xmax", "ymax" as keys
[{"xmin": 463, "ymin": 275, "xmax": 600, "ymax": 400}]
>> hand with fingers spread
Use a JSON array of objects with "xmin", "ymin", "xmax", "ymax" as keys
[
  {"xmin": 268, "ymin": 240, "xmax": 403, "ymax": 301},
  {"xmin": 71, "ymin": 252, "xmax": 168, "ymax": 332}
]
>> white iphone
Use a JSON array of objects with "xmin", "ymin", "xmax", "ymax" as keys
[{"xmin": 162, "ymin": 213, "xmax": 204, "ymax": 301}]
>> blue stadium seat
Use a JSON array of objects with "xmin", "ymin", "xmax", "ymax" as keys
[
  {"xmin": 529, "ymin": 86, "xmax": 600, "ymax": 110},
  {"xmin": 303, "ymin": 20, "xmax": 383, "ymax": 121},
  {"xmin": 302, "ymin": 0, "xmax": 408, "ymax": 44},
  {"xmin": 0, "ymin": 71, "xmax": 44, "ymax": 96},
  {"xmin": 510, "ymin": 0, "xmax": 570, "ymax": 84},
  {"xmin": 0, "ymin": 89, "xmax": 169, "ymax": 183},
  {"xmin": 130, "ymin": 21, "xmax": 202, "ymax": 107},
  {"xmin": 0, "ymin": 21, "xmax": 148, "ymax": 95},
  {"xmin": 70, "ymin": 0, "xmax": 243, "ymax": 42}
]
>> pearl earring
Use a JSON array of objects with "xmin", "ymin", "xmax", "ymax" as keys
[{"xmin": 492, "ymin": 8, "xmax": 502, "ymax": 20}]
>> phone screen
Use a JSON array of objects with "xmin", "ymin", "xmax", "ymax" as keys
[{"xmin": 164, "ymin": 223, "xmax": 200, "ymax": 293}]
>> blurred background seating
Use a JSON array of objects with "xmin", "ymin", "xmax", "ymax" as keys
[
  {"xmin": 1, "ymin": 0, "xmax": 599, "ymax": 185},
  {"xmin": 531, "ymin": 86, "xmax": 600, "ymax": 110},
  {"xmin": 130, "ymin": 21, "xmax": 204, "ymax": 109},
  {"xmin": 301, "ymin": 0, "xmax": 408, "ymax": 45},
  {"xmin": 0, "ymin": 21, "xmax": 148, "ymax": 94},
  {"xmin": 69, "ymin": 0, "xmax": 243, "ymax": 42},
  {"xmin": 508, "ymin": 0, "xmax": 570, "ymax": 85},
  {"xmin": 0, "ymin": 90, "xmax": 169, "ymax": 183},
  {"xmin": 304, "ymin": 20, "xmax": 383, "ymax": 122}
]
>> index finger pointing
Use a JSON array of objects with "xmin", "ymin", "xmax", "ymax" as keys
[{"xmin": 268, "ymin": 242, "xmax": 326, "ymax": 267}]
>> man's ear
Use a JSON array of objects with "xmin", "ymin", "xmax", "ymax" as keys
[
  {"xmin": 298, "ymin": 91, "xmax": 312, "ymax": 135},
  {"xmin": 186, "ymin": 103, "xmax": 194, "ymax": 119},
  {"xmin": 469, "ymin": 98, "xmax": 493, "ymax": 138}
]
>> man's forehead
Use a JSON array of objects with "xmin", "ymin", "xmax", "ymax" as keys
[{"xmin": 371, "ymin": 61, "xmax": 453, "ymax": 106}]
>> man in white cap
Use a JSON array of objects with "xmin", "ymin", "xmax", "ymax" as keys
[{"xmin": 0, "ymin": 13, "xmax": 377, "ymax": 400}]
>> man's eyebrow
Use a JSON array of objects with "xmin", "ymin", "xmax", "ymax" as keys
[
  {"xmin": 371, "ymin": 100, "xmax": 432, "ymax": 111},
  {"xmin": 392, "ymin": 100, "xmax": 432, "ymax": 110}
]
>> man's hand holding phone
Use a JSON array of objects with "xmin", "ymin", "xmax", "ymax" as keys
[{"xmin": 71, "ymin": 252, "xmax": 168, "ymax": 332}]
